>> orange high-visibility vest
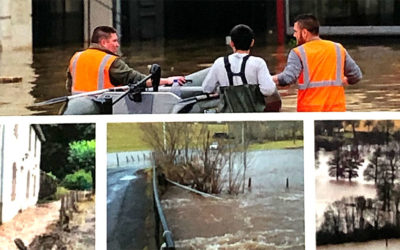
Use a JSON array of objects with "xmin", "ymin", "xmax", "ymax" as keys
[
  {"xmin": 69, "ymin": 49, "xmax": 117, "ymax": 94},
  {"xmin": 294, "ymin": 40, "xmax": 346, "ymax": 112}
]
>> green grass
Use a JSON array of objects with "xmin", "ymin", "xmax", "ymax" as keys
[
  {"xmin": 107, "ymin": 123, "xmax": 151, "ymax": 152},
  {"xmin": 107, "ymin": 122, "xmax": 303, "ymax": 152},
  {"xmin": 38, "ymin": 186, "xmax": 70, "ymax": 203},
  {"xmin": 249, "ymin": 140, "xmax": 304, "ymax": 150},
  {"xmin": 107, "ymin": 122, "xmax": 229, "ymax": 152},
  {"xmin": 54, "ymin": 186, "xmax": 69, "ymax": 199}
]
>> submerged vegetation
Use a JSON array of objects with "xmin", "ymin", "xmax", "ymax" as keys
[
  {"xmin": 137, "ymin": 121, "xmax": 303, "ymax": 195},
  {"xmin": 316, "ymin": 120, "xmax": 400, "ymax": 245}
]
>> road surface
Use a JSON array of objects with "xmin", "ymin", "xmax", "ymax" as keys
[{"xmin": 107, "ymin": 167, "xmax": 156, "ymax": 250}]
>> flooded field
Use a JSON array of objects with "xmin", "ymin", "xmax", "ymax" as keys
[
  {"xmin": 0, "ymin": 37, "xmax": 400, "ymax": 115},
  {"xmin": 318, "ymin": 238, "xmax": 400, "ymax": 250},
  {"xmin": 315, "ymin": 150, "xmax": 377, "ymax": 228},
  {"xmin": 161, "ymin": 148, "xmax": 304, "ymax": 249}
]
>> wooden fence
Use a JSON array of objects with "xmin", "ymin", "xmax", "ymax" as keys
[{"xmin": 59, "ymin": 190, "xmax": 92, "ymax": 227}]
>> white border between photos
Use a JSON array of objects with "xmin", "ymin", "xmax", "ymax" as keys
[{"xmin": 2, "ymin": 111, "xmax": 400, "ymax": 250}]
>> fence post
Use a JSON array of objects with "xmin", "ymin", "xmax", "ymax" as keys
[{"xmin": 60, "ymin": 196, "xmax": 65, "ymax": 225}]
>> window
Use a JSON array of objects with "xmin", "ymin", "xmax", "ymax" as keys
[
  {"xmin": 26, "ymin": 170, "xmax": 30, "ymax": 198},
  {"xmin": 11, "ymin": 163, "xmax": 17, "ymax": 201},
  {"xmin": 33, "ymin": 173, "xmax": 37, "ymax": 197},
  {"xmin": 13, "ymin": 125, "xmax": 18, "ymax": 139},
  {"xmin": 34, "ymin": 135, "xmax": 38, "ymax": 157},
  {"xmin": 29, "ymin": 127, "xmax": 32, "ymax": 151}
]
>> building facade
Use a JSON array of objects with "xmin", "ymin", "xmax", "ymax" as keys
[
  {"xmin": 286, "ymin": 0, "xmax": 400, "ymax": 35},
  {"xmin": 0, "ymin": 124, "xmax": 45, "ymax": 223},
  {"xmin": 1, "ymin": 0, "xmax": 400, "ymax": 49}
]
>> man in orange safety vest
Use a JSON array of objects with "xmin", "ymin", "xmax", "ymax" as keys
[
  {"xmin": 272, "ymin": 14, "xmax": 362, "ymax": 112},
  {"xmin": 66, "ymin": 26, "xmax": 185, "ymax": 94}
]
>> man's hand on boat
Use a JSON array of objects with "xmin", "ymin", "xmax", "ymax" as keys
[{"xmin": 151, "ymin": 76, "xmax": 186, "ymax": 86}]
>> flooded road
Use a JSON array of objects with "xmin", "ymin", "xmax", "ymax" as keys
[
  {"xmin": 107, "ymin": 150, "xmax": 156, "ymax": 250},
  {"xmin": 161, "ymin": 148, "xmax": 304, "ymax": 249},
  {"xmin": 1, "ymin": 37, "xmax": 400, "ymax": 115}
]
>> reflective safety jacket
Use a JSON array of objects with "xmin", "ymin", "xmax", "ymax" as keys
[
  {"xmin": 294, "ymin": 40, "xmax": 346, "ymax": 112},
  {"xmin": 69, "ymin": 48, "xmax": 118, "ymax": 94}
]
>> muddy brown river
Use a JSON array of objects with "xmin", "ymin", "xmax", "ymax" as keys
[
  {"xmin": 162, "ymin": 148, "xmax": 304, "ymax": 249},
  {"xmin": 0, "ymin": 37, "xmax": 399, "ymax": 115}
]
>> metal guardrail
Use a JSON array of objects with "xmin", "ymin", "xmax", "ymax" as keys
[{"xmin": 152, "ymin": 157, "xmax": 175, "ymax": 250}]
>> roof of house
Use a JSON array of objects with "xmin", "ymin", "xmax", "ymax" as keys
[{"xmin": 31, "ymin": 125, "xmax": 46, "ymax": 142}]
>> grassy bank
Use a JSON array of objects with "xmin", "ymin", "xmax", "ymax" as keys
[
  {"xmin": 108, "ymin": 123, "xmax": 303, "ymax": 152},
  {"xmin": 107, "ymin": 123, "xmax": 229, "ymax": 152},
  {"xmin": 249, "ymin": 140, "xmax": 303, "ymax": 150},
  {"xmin": 107, "ymin": 123, "xmax": 149, "ymax": 152}
]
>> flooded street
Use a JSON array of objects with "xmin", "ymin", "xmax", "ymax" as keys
[
  {"xmin": 162, "ymin": 148, "xmax": 304, "ymax": 249},
  {"xmin": 315, "ymin": 150, "xmax": 377, "ymax": 228},
  {"xmin": 1, "ymin": 38, "xmax": 400, "ymax": 115},
  {"xmin": 0, "ymin": 50, "xmax": 37, "ymax": 115}
]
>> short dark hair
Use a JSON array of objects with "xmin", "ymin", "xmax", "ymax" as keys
[
  {"xmin": 294, "ymin": 14, "xmax": 319, "ymax": 35},
  {"xmin": 230, "ymin": 24, "xmax": 254, "ymax": 50},
  {"xmin": 91, "ymin": 26, "xmax": 117, "ymax": 43}
]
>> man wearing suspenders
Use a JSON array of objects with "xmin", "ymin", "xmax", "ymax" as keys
[{"xmin": 202, "ymin": 24, "xmax": 277, "ymax": 112}]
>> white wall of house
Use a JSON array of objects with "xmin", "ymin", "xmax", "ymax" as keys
[
  {"xmin": 0, "ymin": 124, "xmax": 42, "ymax": 223},
  {"xmin": 83, "ymin": 0, "xmax": 114, "ymax": 44},
  {"xmin": 0, "ymin": 0, "xmax": 32, "ymax": 51}
]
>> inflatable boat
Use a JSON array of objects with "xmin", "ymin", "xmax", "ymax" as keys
[{"xmin": 37, "ymin": 65, "xmax": 282, "ymax": 114}]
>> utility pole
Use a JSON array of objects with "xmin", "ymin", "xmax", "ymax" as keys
[{"xmin": 242, "ymin": 122, "xmax": 245, "ymax": 192}]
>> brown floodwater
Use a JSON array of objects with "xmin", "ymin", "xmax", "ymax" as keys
[
  {"xmin": 0, "ymin": 37, "xmax": 399, "ymax": 115},
  {"xmin": 161, "ymin": 149, "xmax": 304, "ymax": 249},
  {"xmin": 315, "ymin": 150, "xmax": 377, "ymax": 228}
]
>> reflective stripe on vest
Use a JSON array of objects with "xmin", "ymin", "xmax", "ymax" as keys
[
  {"xmin": 294, "ymin": 40, "xmax": 346, "ymax": 111},
  {"xmin": 297, "ymin": 43, "xmax": 343, "ymax": 90},
  {"xmin": 97, "ymin": 54, "xmax": 112, "ymax": 90},
  {"xmin": 71, "ymin": 51, "xmax": 82, "ymax": 86}
]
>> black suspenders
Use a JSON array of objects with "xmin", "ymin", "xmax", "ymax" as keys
[{"xmin": 224, "ymin": 55, "xmax": 250, "ymax": 86}]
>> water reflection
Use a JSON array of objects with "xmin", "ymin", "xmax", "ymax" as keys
[
  {"xmin": 315, "ymin": 150, "xmax": 377, "ymax": 228},
  {"xmin": 0, "ymin": 50, "xmax": 36, "ymax": 115},
  {"xmin": 1, "ymin": 37, "xmax": 399, "ymax": 115}
]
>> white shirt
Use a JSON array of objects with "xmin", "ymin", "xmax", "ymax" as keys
[{"xmin": 202, "ymin": 53, "xmax": 277, "ymax": 96}]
